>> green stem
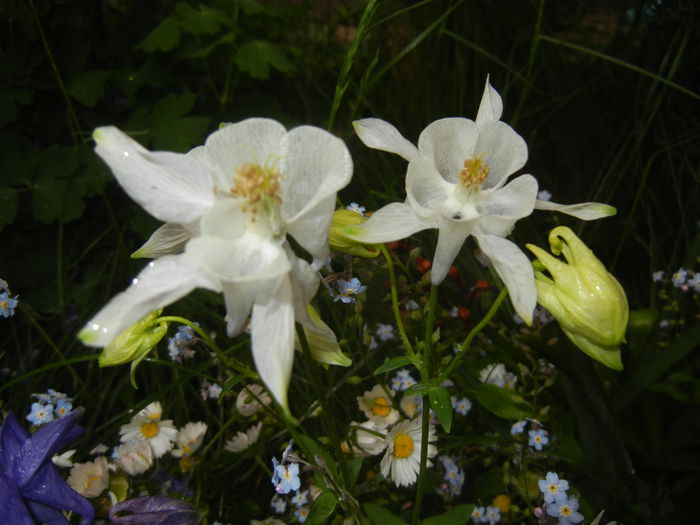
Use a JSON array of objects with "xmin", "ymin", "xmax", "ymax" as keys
[
  {"xmin": 158, "ymin": 316, "xmax": 256, "ymax": 378},
  {"xmin": 437, "ymin": 287, "xmax": 508, "ymax": 383},
  {"xmin": 379, "ymin": 245, "xmax": 417, "ymax": 363},
  {"xmin": 411, "ymin": 284, "xmax": 438, "ymax": 525}
]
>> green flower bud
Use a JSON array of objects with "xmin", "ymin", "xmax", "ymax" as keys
[
  {"xmin": 329, "ymin": 209, "xmax": 379, "ymax": 258},
  {"xmin": 99, "ymin": 309, "xmax": 167, "ymax": 367},
  {"xmin": 526, "ymin": 226, "xmax": 628, "ymax": 370},
  {"xmin": 296, "ymin": 305, "xmax": 352, "ymax": 367}
]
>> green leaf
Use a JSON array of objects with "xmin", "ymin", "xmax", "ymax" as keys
[
  {"xmin": 176, "ymin": 2, "xmax": 229, "ymax": 35},
  {"xmin": 68, "ymin": 70, "xmax": 111, "ymax": 107},
  {"xmin": 32, "ymin": 146, "xmax": 86, "ymax": 223},
  {"xmin": 138, "ymin": 17, "xmax": 181, "ymax": 52},
  {"xmin": 429, "ymin": 385, "xmax": 453, "ymax": 433},
  {"xmin": 0, "ymin": 187, "xmax": 19, "ymax": 228},
  {"xmin": 295, "ymin": 434, "xmax": 338, "ymax": 482},
  {"xmin": 474, "ymin": 383, "xmax": 534, "ymax": 420},
  {"xmin": 374, "ymin": 355, "xmax": 412, "ymax": 375},
  {"xmin": 235, "ymin": 40, "xmax": 294, "ymax": 80},
  {"xmin": 304, "ymin": 492, "xmax": 337, "ymax": 525},
  {"xmin": 363, "ymin": 503, "xmax": 405, "ymax": 525},
  {"xmin": 0, "ymin": 87, "xmax": 31, "ymax": 126},
  {"xmin": 404, "ymin": 382, "xmax": 431, "ymax": 397},
  {"xmin": 151, "ymin": 93, "xmax": 210, "ymax": 151},
  {"xmin": 348, "ymin": 456, "xmax": 363, "ymax": 488},
  {"xmin": 422, "ymin": 504, "xmax": 475, "ymax": 525}
]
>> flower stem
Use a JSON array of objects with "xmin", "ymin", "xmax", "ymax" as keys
[
  {"xmin": 379, "ymin": 244, "xmax": 418, "ymax": 364},
  {"xmin": 437, "ymin": 286, "xmax": 508, "ymax": 383}
]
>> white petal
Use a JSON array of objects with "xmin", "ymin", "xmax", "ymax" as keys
[
  {"xmin": 132, "ymin": 222, "xmax": 197, "ymax": 258},
  {"xmin": 93, "ymin": 127, "xmax": 215, "ymax": 224},
  {"xmin": 352, "ymin": 118, "xmax": 419, "ymax": 162},
  {"xmin": 203, "ymin": 118, "xmax": 286, "ymax": 180},
  {"xmin": 79, "ymin": 255, "xmax": 220, "ymax": 347},
  {"xmin": 475, "ymin": 76, "xmax": 503, "ymax": 124},
  {"xmin": 475, "ymin": 121, "xmax": 528, "ymax": 190},
  {"xmin": 476, "ymin": 234, "xmax": 536, "ymax": 324},
  {"xmin": 280, "ymin": 125, "xmax": 352, "ymax": 224},
  {"xmin": 478, "ymin": 174, "xmax": 537, "ymax": 219},
  {"xmin": 347, "ymin": 202, "xmax": 433, "ymax": 244},
  {"xmin": 534, "ymin": 200, "xmax": 617, "ymax": 220},
  {"xmin": 251, "ymin": 275, "xmax": 295, "ymax": 412},
  {"xmin": 199, "ymin": 197, "xmax": 247, "ymax": 239},
  {"xmin": 406, "ymin": 156, "xmax": 452, "ymax": 215},
  {"xmin": 185, "ymin": 234, "xmax": 291, "ymax": 283},
  {"xmin": 417, "ymin": 118, "xmax": 478, "ymax": 183},
  {"xmin": 284, "ymin": 246, "xmax": 320, "ymax": 323},
  {"xmin": 285, "ymin": 194, "xmax": 335, "ymax": 268},
  {"xmin": 222, "ymin": 282, "xmax": 258, "ymax": 337},
  {"xmin": 432, "ymin": 218, "xmax": 470, "ymax": 285}
]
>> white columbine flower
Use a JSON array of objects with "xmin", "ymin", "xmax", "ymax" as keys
[
  {"xmin": 79, "ymin": 119, "xmax": 352, "ymax": 412},
  {"xmin": 380, "ymin": 418, "xmax": 437, "ymax": 487},
  {"xmin": 119, "ymin": 401, "xmax": 177, "ymax": 458},
  {"xmin": 348, "ymin": 79, "xmax": 615, "ymax": 323}
]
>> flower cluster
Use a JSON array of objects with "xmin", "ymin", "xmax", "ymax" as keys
[
  {"xmin": 168, "ymin": 324, "xmax": 198, "ymax": 362},
  {"xmin": 0, "ymin": 279, "xmax": 18, "ymax": 318},
  {"xmin": 270, "ymin": 441, "xmax": 301, "ymax": 495},
  {"xmin": 438, "ymin": 455, "xmax": 465, "ymax": 498},
  {"xmin": 537, "ymin": 472, "xmax": 584, "ymax": 524},
  {"xmin": 27, "ymin": 389, "xmax": 73, "ymax": 426},
  {"xmin": 472, "ymin": 505, "xmax": 501, "ymax": 524}
]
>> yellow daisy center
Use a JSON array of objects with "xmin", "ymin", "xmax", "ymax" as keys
[
  {"xmin": 371, "ymin": 397, "xmax": 391, "ymax": 417},
  {"xmin": 393, "ymin": 432, "xmax": 415, "ymax": 458},
  {"xmin": 459, "ymin": 155, "xmax": 489, "ymax": 187},
  {"xmin": 140, "ymin": 421, "xmax": 159, "ymax": 438},
  {"xmin": 85, "ymin": 474, "xmax": 101, "ymax": 489}
]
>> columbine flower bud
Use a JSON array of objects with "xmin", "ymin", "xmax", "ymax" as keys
[
  {"xmin": 526, "ymin": 226, "xmax": 628, "ymax": 370},
  {"xmin": 329, "ymin": 209, "xmax": 379, "ymax": 258},
  {"xmin": 98, "ymin": 310, "xmax": 167, "ymax": 367}
]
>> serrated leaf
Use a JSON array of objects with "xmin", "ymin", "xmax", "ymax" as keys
[
  {"xmin": 374, "ymin": 355, "xmax": 412, "ymax": 375},
  {"xmin": 235, "ymin": 40, "xmax": 294, "ymax": 80},
  {"xmin": 0, "ymin": 187, "xmax": 19, "ymax": 228},
  {"xmin": 176, "ymin": 2, "xmax": 228, "ymax": 35},
  {"xmin": 474, "ymin": 383, "xmax": 534, "ymax": 420},
  {"xmin": 68, "ymin": 70, "xmax": 111, "ymax": 107},
  {"xmin": 138, "ymin": 17, "xmax": 181, "ymax": 52},
  {"xmin": 363, "ymin": 503, "xmax": 405, "ymax": 525},
  {"xmin": 429, "ymin": 385, "xmax": 453, "ymax": 433},
  {"xmin": 422, "ymin": 504, "xmax": 475, "ymax": 525},
  {"xmin": 304, "ymin": 492, "xmax": 337, "ymax": 525}
]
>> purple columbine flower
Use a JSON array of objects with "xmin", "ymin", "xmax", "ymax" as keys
[
  {"xmin": 109, "ymin": 495, "xmax": 201, "ymax": 524},
  {"xmin": 0, "ymin": 408, "xmax": 94, "ymax": 525}
]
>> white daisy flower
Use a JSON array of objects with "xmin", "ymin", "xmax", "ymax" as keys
[
  {"xmin": 113, "ymin": 438, "xmax": 153, "ymax": 476},
  {"xmin": 342, "ymin": 419, "xmax": 388, "ymax": 456},
  {"xmin": 225, "ymin": 422, "xmax": 263, "ymax": 453},
  {"xmin": 171, "ymin": 421, "xmax": 208, "ymax": 457},
  {"xmin": 356, "ymin": 384, "xmax": 400, "ymax": 425},
  {"xmin": 119, "ymin": 401, "xmax": 177, "ymax": 458},
  {"xmin": 380, "ymin": 418, "xmax": 437, "ymax": 487},
  {"xmin": 67, "ymin": 456, "xmax": 110, "ymax": 498},
  {"xmin": 236, "ymin": 384, "xmax": 271, "ymax": 417}
]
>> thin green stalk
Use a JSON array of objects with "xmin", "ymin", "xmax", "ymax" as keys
[
  {"xmin": 158, "ymin": 316, "xmax": 256, "ymax": 378},
  {"xmin": 411, "ymin": 284, "xmax": 438, "ymax": 525},
  {"xmin": 379, "ymin": 245, "xmax": 417, "ymax": 362},
  {"xmin": 437, "ymin": 287, "xmax": 508, "ymax": 383}
]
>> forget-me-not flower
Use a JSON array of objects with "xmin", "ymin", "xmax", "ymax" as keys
[
  {"xmin": 546, "ymin": 496, "xmax": 584, "ymax": 525},
  {"xmin": 528, "ymin": 429, "xmax": 549, "ymax": 451},
  {"xmin": 334, "ymin": 277, "xmax": 366, "ymax": 304},
  {"xmin": 26, "ymin": 402, "xmax": 54, "ymax": 426},
  {"xmin": 538, "ymin": 471, "xmax": 569, "ymax": 504}
]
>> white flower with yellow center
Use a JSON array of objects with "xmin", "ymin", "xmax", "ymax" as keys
[
  {"xmin": 171, "ymin": 421, "xmax": 208, "ymax": 458},
  {"xmin": 119, "ymin": 401, "xmax": 177, "ymax": 458},
  {"xmin": 67, "ymin": 456, "xmax": 110, "ymax": 498},
  {"xmin": 236, "ymin": 384, "xmax": 272, "ymax": 417},
  {"xmin": 380, "ymin": 418, "xmax": 437, "ymax": 487},
  {"xmin": 341, "ymin": 419, "xmax": 388, "ymax": 456},
  {"xmin": 224, "ymin": 422, "xmax": 264, "ymax": 453},
  {"xmin": 349, "ymin": 79, "xmax": 615, "ymax": 324},
  {"xmin": 78, "ymin": 119, "xmax": 353, "ymax": 412},
  {"xmin": 356, "ymin": 384, "xmax": 399, "ymax": 425},
  {"xmin": 113, "ymin": 439, "xmax": 153, "ymax": 476}
]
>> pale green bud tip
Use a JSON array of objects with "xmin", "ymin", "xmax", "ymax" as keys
[
  {"xmin": 98, "ymin": 309, "xmax": 167, "ymax": 367},
  {"xmin": 329, "ymin": 209, "xmax": 379, "ymax": 258},
  {"xmin": 92, "ymin": 128, "xmax": 105, "ymax": 142}
]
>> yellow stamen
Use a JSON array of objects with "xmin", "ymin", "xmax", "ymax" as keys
[
  {"xmin": 392, "ymin": 432, "xmax": 415, "ymax": 458},
  {"xmin": 231, "ymin": 162, "xmax": 282, "ymax": 209},
  {"xmin": 459, "ymin": 155, "xmax": 489, "ymax": 187},
  {"xmin": 371, "ymin": 397, "xmax": 391, "ymax": 417},
  {"xmin": 140, "ymin": 421, "xmax": 159, "ymax": 438},
  {"xmin": 85, "ymin": 474, "xmax": 100, "ymax": 489}
]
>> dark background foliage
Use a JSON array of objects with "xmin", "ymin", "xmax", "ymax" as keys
[{"xmin": 1, "ymin": 0, "xmax": 699, "ymax": 523}]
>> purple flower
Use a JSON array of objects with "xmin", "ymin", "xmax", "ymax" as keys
[
  {"xmin": 109, "ymin": 495, "xmax": 201, "ymax": 524},
  {"xmin": 0, "ymin": 409, "xmax": 94, "ymax": 525}
]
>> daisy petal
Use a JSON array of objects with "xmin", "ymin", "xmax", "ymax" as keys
[
  {"xmin": 93, "ymin": 127, "xmax": 215, "ymax": 224},
  {"xmin": 352, "ymin": 118, "xmax": 419, "ymax": 162},
  {"xmin": 476, "ymin": 234, "xmax": 536, "ymax": 325}
]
